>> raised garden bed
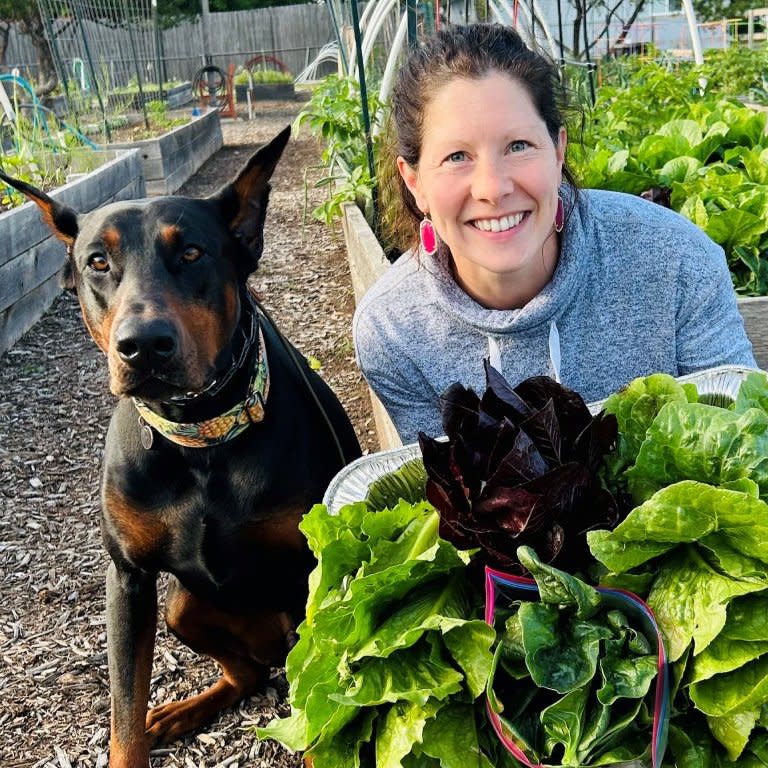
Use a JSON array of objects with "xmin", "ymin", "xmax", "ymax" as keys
[
  {"xmin": 235, "ymin": 82, "xmax": 295, "ymax": 102},
  {"xmin": 109, "ymin": 82, "xmax": 193, "ymax": 111},
  {"xmin": 0, "ymin": 148, "xmax": 143, "ymax": 356},
  {"xmin": 106, "ymin": 108, "xmax": 222, "ymax": 196},
  {"xmin": 342, "ymin": 201, "xmax": 402, "ymax": 450}
]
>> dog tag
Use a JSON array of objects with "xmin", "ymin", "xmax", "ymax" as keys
[{"xmin": 139, "ymin": 418, "xmax": 154, "ymax": 450}]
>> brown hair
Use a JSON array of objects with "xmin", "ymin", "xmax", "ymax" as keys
[{"xmin": 379, "ymin": 23, "xmax": 579, "ymax": 254}]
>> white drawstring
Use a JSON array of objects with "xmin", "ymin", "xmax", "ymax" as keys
[
  {"xmin": 487, "ymin": 321, "xmax": 560, "ymax": 383},
  {"xmin": 549, "ymin": 319, "xmax": 561, "ymax": 383},
  {"xmin": 488, "ymin": 336, "xmax": 502, "ymax": 374}
]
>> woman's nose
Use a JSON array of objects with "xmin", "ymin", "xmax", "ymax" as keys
[{"xmin": 471, "ymin": 156, "xmax": 512, "ymax": 204}]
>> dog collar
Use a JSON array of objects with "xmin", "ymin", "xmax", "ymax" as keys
[{"xmin": 132, "ymin": 324, "xmax": 269, "ymax": 449}]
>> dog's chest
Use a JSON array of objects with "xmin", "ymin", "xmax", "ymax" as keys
[{"xmin": 106, "ymin": 457, "xmax": 262, "ymax": 576}]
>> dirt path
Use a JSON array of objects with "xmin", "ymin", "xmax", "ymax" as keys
[{"xmin": 0, "ymin": 102, "xmax": 378, "ymax": 767}]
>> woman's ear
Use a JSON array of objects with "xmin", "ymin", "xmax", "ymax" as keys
[{"xmin": 397, "ymin": 156, "xmax": 426, "ymax": 213}]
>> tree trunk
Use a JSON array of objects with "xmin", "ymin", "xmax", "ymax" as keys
[
  {"xmin": 611, "ymin": 0, "xmax": 647, "ymax": 51},
  {"xmin": 572, "ymin": 5, "xmax": 584, "ymax": 58},
  {"xmin": 0, "ymin": 21, "xmax": 10, "ymax": 66},
  {"xmin": 17, "ymin": 13, "xmax": 58, "ymax": 97}
]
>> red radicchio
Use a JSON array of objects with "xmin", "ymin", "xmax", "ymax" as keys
[{"xmin": 417, "ymin": 361, "xmax": 619, "ymax": 574}]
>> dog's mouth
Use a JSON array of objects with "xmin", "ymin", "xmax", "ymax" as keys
[{"xmin": 112, "ymin": 367, "xmax": 212, "ymax": 401}]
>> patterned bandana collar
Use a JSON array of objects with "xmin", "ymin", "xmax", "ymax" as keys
[{"xmin": 132, "ymin": 323, "xmax": 269, "ymax": 449}]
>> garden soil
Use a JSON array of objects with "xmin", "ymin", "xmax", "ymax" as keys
[{"xmin": 0, "ymin": 101, "xmax": 381, "ymax": 767}]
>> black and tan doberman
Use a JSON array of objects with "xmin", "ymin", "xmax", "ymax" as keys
[{"xmin": 0, "ymin": 126, "xmax": 361, "ymax": 767}]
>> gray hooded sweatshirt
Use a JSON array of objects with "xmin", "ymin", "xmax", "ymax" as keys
[{"xmin": 353, "ymin": 188, "xmax": 756, "ymax": 443}]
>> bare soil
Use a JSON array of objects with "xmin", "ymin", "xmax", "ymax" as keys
[{"xmin": 0, "ymin": 101, "xmax": 379, "ymax": 767}]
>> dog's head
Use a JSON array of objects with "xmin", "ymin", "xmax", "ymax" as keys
[{"xmin": 0, "ymin": 125, "xmax": 290, "ymax": 401}]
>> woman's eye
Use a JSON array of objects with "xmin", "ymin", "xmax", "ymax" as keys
[
  {"xmin": 508, "ymin": 140, "xmax": 530, "ymax": 153},
  {"xmin": 87, "ymin": 254, "xmax": 110, "ymax": 272},
  {"xmin": 446, "ymin": 151, "xmax": 466, "ymax": 163},
  {"xmin": 182, "ymin": 246, "xmax": 204, "ymax": 263}
]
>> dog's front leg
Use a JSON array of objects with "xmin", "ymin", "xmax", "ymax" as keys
[{"xmin": 105, "ymin": 561, "xmax": 158, "ymax": 768}]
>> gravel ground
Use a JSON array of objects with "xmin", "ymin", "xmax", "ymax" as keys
[{"xmin": 0, "ymin": 101, "xmax": 379, "ymax": 768}]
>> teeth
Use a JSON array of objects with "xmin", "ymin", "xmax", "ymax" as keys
[{"xmin": 473, "ymin": 213, "xmax": 524, "ymax": 232}]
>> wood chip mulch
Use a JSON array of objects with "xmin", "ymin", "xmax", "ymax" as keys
[{"xmin": 0, "ymin": 101, "xmax": 380, "ymax": 768}]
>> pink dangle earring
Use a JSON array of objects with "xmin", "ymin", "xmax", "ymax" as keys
[
  {"xmin": 419, "ymin": 215, "xmax": 439, "ymax": 256},
  {"xmin": 554, "ymin": 196, "xmax": 565, "ymax": 233}
]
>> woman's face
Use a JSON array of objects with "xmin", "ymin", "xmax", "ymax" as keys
[{"xmin": 398, "ymin": 71, "xmax": 567, "ymax": 309}]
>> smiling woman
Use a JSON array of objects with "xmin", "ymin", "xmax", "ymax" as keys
[{"xmin": 352, "ymin": 22, "xmax": 757, "ymax": 444}]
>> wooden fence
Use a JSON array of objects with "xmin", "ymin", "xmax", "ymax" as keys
[{"xmin": 4, "ymin": 4, "xmax": 341, "ymax": 87}]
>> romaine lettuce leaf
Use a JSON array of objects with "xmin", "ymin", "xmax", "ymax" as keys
[
  {"xmin": 419, "ymin": 702, "xmax": 497, "ymax": 768},
  {"xmin": 588, "ymin": 480, "xmax": 768, "ymax": 574},
  {"xmin": 600, "ymin": 372, "xmax": 693, "ymax": 490},
  {"xmin": 375, "ymin": 700, "xmax": 442, "ymax": 768},
  {"xmin": 707, "ymin": 710, "xmax": 759, "ymax": 760},
  {"xmin": 304, "ymin": 710, "xmax": 376, "ymax": 768},
  {"xmin": 259, "ymin": 500, "xmax": 495, "ymax": 764},
  {"xmin": 691, "ymin": 637, "xmax": 768, "ymax": 684},
  {"xmin": 735, "ymin": 371, "xmax": 768, "ymax": 415},
  {"xmin": 334, "ymin": 636, "xmax": 463, "ymax": 707},
  {"xmin": 625, "ymin": 403, "xmax": 768, "ymax": 504},
  {"xmin": 648, "ymin": 545, "xmax": 764, "ymax": 661},
  {"xmin": 690, "ymin": 654, "xmax": 768, "ymax": 718}
]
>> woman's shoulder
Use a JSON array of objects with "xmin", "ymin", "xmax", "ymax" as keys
[
  {"xmin": 582, "ymin": 188, "xmax": 710, "ymax": 238},
  {"xmin": 577, "ymin": 188, "xmax": 721, "ymax": 262},
  {"xmin": 355, "ymin": 248, "xmax": 435, "ymax": 315}
]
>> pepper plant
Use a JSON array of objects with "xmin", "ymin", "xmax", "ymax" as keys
[{"xmin": 294, "ymin": 74, "xmax": 383, "ymax": 227}]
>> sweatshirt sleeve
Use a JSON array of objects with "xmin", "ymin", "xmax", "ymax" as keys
[
  {"xmin": 675, "ymin": 236, "xmax": 757, "ymax": 373},
  {"xmin": 353, "ymin": 305, "xmax": 444, "ymax": 443}
]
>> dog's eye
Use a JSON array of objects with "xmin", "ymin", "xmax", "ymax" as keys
[
  {"xmin": 87, "ymin": 254, "xmax": 110, "ymax": 272},
  {"xmin": 182, "ymin": 246, "xmax": 204, "ymax": 263}
]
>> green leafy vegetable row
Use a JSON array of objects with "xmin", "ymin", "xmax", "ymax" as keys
[{"xmin": 570, "ymin": 61, "xmax": 768, "ymax": 295}]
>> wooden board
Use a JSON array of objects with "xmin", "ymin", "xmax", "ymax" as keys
[{"xmin": 738, "ymin": 296, "xmax": 768, "ymax": 370}]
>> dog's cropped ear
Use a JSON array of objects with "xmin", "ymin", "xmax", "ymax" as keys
[
  {"xmin": 211, "ymin": 125, "xmax": 290, "ymax": 274},
  {"xmin": 0, "ymin": 169, "xmax": 80, "ymax": 291}
]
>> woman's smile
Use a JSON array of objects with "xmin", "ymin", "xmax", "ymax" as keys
[{"xmin": 470, "ymin": 211, "xmax": 527, "ymax": 233}]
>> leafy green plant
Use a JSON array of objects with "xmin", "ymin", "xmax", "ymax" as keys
[
  {"xmin": 590, "ymin": 370, "xmax": 768, "ymax": 767},
  {"xmin": 257, "ymin": 498, "xmax": 501, "ymax": 767},
  {"xmin": 234, "ymin": 68, "xmax": 293, "ymax": 85},
  {"xmin": 294, "ymin": 74, "xmax": 383, "ymax": 226},
  {"xmin": 487, "ymin": 547, "xmax": 659, "ymax": 767},
  {"xmin": 0, "ymin": 86, "xmax": 104, "ymax": 211},
  {"xmin": 570, "ymin": 60, "xmax": 768, "ymax": 295}
]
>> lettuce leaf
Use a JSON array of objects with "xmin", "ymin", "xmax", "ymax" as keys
[
  {"xmin": 588, "ymin": 480, "xmax": 768, "ymax": 574},
  {"xmin": 625, "ymin": 403, "xmax": 768, "ymax": 504},
  {"xmin": 588, "ymin": 481, "xmax": 768, "ymax": 660},
  {"xmin": 735, "ymin": 371, "xmax": 768, "ymax": 415},
  {"xmin": 689, "ymin": 655, "xmax": 768, "ymax": 717},
  {"xmin": 600, "ymin": 372, "xmax": 693, "ymax": 492},
  {"xmin": 258, "ymin": 500, "xmax": 495, "ymax": 765}
]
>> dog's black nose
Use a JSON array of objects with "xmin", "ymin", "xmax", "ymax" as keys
[{"xmin": 115, "ymin": 317, "xmax": 178, "ymax": 370}]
